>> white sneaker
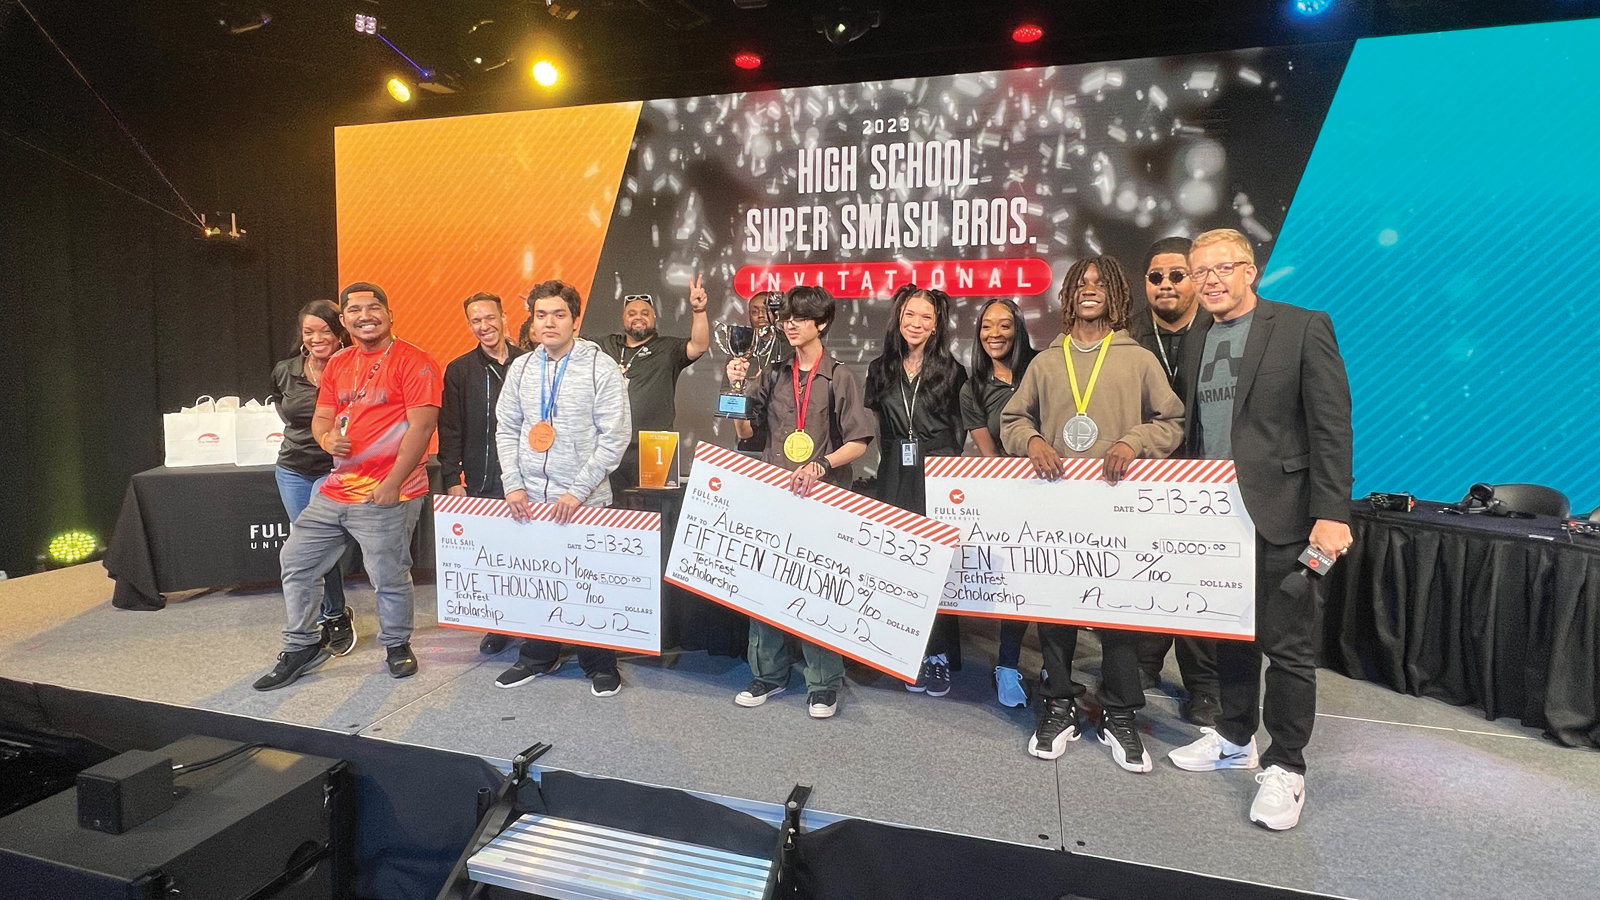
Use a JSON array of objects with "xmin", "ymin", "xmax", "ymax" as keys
[
  {"xmin": 1168, "ymin": 727, "xmax": 1260, "ymax": 772},
  {"xmin": 1249, "ymin": 766, "xmax": 1306, "ymax": 830}
]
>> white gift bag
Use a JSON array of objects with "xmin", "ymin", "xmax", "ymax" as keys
[
  {"xmin": 162, "ymin": 395, "xmax": 238, "ymax": 468},
  {"xmin": 234, "ymin": 399, "xmax": 284, "ymax": 466}
]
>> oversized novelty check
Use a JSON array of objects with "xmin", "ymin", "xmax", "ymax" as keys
[
  {"xmin": 665, "ymin": 443, "xmax": 960, "ymax": 682},
  {"xmin": 433, "ymin": 494, "xmax": 662, "ymax": 654},
  {"xmin": 925, "ymin": 457, "xmax": 1257, "ymax": 639}
]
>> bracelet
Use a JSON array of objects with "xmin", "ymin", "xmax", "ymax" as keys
[{"xmin": 812, "ymin": 457, "xmax": 832, "ymax": 474}]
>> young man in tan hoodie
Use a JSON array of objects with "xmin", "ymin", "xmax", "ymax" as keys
[{"xmin": 1000, "ymin": 255, "xmax": 1184, "ymax": 772}]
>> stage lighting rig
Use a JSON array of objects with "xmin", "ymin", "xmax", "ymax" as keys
[
  {"xmin": 461, "ymin": 18, "xmax": 516, "ymax": 73},
  {"xmin": 198, "ymin": 212, "xmax": 249, "ymax": 245},
  {"xmin": 545, "ymin": 0, "xmax": 582, "ymax": 21},
  {"xmin": 216, "ymin": 3, "xmax": 271, "ymax": 35},
  {"xmin": 814, "ymin": 3, "xmax": 881, "ymax": 47},
  {"xmin": 42, "ymin": 530, "xmax": 103, "ymax": 570}
]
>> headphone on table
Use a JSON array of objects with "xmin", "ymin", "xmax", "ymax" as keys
[{"xmin": 1445, "ymin": 483, "xmax": 1531, "ymax": 518}]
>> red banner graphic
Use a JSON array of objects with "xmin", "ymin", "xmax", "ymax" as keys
[{"xmin": 733, "ymin": 258, "xmax": 1055, "ymax": 300}]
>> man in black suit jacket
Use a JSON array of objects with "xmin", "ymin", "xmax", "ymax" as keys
[
  {"xmin": 1165, "ymin": 229, "xmax": 1353, "ymax": 832},
  {"xmin": 1127, "ymin": 236, "xmax": 1221, "ymax": 726}
]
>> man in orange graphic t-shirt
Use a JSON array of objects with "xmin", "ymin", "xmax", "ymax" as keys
[{"xmin": 254, "ymin": 282, "xmax": 442, "ymax": 691}]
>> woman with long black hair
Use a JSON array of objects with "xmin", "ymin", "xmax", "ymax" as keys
[
  {"xmin": 958, "ymin": 298, "xmax": 1038, "ymax": 708},
  {"xmin": 865, "ymin": 284, "xmax": 968, "ymax": 698}
]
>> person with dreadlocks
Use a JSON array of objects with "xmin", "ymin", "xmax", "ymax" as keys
[{"xmin": 1000, "ymin": 255, "xmax": 1183, "ymax": 772}]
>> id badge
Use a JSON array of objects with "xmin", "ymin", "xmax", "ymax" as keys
[{"xmin": 900, "ymin": 439, "xmax": 921, "ymax": 467}]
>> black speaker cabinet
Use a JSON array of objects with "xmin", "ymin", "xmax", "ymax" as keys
[{"xmin": 0, "ymin": 735, "xmax": 353, "ymax": 900}]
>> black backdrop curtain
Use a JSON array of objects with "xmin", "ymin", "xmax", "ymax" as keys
[{"xmin": 0, "ymin": 2, "xmax": 344, "ymax": 577}]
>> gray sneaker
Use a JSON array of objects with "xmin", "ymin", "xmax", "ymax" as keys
[{"xmin": 253, "ymin": 645, "xmax": 331, "ymax": 692}]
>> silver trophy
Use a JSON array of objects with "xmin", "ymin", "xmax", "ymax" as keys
[{"xmin": 714, "ymin": 322, "xmax": 776, "ymax": 419}]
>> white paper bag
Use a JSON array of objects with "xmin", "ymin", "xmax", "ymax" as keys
[
  {"xmin": 234, "ymin": 399, "xmax": 284, "ymax": 466},
  {"xmin": 163, "ymin": 395, "xmax": 238, "ymax": 468}
]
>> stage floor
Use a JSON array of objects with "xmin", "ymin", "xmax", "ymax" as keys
[{"xmin": 3, "ymin": 564, "xmax": 1597, "ymax": 900}]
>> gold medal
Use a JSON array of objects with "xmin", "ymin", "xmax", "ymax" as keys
[
  {"xmin": 783, "ymin": 429, "xmax": 815, "ymax": 463},
  {"xmin": 528, "ymin": 420, "xmax": 556, "ymax": 452}
]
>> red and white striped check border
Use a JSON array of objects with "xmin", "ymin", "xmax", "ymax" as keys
[
  {"xmin": 693, "ymin": 443, "xmax": 961, "ymax": 547},
  {"xmin": 432, "ymin": 493, "xmax": 661, "ymax": 531},
  {"xmin": 923, "ymin": 456, "xmax": 1237, "ymax": 483}
]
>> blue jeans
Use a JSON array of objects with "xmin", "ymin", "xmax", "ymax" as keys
[
  {"xmin": 279, "ymin": 492, "xmax": 423, "ymax": 651},
  {"xmin": 274, "ymin": 467, "xmax": 348, "ymax": 622}
]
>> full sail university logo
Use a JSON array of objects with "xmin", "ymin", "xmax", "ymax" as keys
[
  {"xmin": 198, "ymin": 433, "xmax": 221, "ymax": 445},
  {"xmin": 249, "ymin": 521, "xmax": 290, "ymax": 551}
]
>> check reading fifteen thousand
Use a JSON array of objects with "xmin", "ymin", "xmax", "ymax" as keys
[
  {"xmin": 925, "ymin": 457, "xmax": 1258, "ymax": 640},
  {"xmin": 433, "ymin": 494, "xmax": 663, "ymax": 655},
  {"xmin": 666, "ymin": 443, "xmax": 960, "ymax": 682}
]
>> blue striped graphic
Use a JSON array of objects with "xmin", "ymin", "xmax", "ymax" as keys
[{"xmin": 1266, "ymin": 18, "xmax": 1599, "ymax": 515}]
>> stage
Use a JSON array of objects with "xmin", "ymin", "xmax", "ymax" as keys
[{"xmin": 2, "ymin": 563, "xmax": 1597, "ymax": 900}]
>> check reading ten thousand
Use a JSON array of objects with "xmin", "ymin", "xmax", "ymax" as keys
[
  {"xmin": 925, "ymin": 456, "xmax": 1258, "ymax": 640},
  {"xmin": 665, "ymin": 443, "xmax": 960, "ymax": 682}
]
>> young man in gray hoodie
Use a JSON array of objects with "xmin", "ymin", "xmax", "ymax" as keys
[{"xmin": 492, "ymin": 280, "xmax": 632, "ymax": 697}]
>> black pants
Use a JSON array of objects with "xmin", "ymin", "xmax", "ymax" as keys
[
  {"xmin": 518, "ymin": 639, "xmax": 618, "ymax": 677},
  {"xmin": 922, "ymin": 614, "xmax": 963, "ymax": 670},
  {"xmin": 1036, "ymin": 624, "xmax": 1144, "ymax": 713},
  {"xmin": 1214, "ymin": 537, "xmax": 1321, "ymax": 774},
  {"xmin": 1136, "ymin": 632, "xmax": 1220, "ymax": 697}
]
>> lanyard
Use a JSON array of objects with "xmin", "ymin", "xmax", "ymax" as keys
[
  {"xmin": 899, "ymin": 370, "xmax": 921, "ymax": 440},
  {"xmin": 791, "ymin": 358, "xmax": 822, "ymax": 433},
  {"xmin": 1152, "ymin": 316, "xmax": 1177, "ymax": 377},
  {"xmin": 539, "ymin": 349, "xmax": 572, "ymax": 422},
  {"xmin": 620, "ymin": 340, "xmax": 652, "ymax": 375},
  {"xmin": 1065, "ymin": 334, "xmax": 1113, "ymax": 417},
  {"xmin": 339, "ymin": 339, "xmax": 395, "ymax": 418}
]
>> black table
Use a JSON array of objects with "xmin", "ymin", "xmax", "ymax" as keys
[
  {"xmin": 106, "ymin": 462, "xmax": 438, "ymax": 610},
  {"xmin": 1322, "ymin": 500, "xmax": 1600, "ymax": 748},
  {"xmin": 615, "ymin": 486, "xmax": 748, "ymax": 657}
]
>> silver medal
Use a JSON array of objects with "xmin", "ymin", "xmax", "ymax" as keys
[{"xmin": 1062, "ymin": 414, "xmax": 1099, "ymax": 452}]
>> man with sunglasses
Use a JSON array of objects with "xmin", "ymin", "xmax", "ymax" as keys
[
  {"xmin": 1165, "ymin": 229, "xmax": 1353, "ymax": 832},
  {"xmin": 593, "ymin": 278, "xmax": 711, "ymax": 494},
  {"xmin": 1127, "ymin": 237, "xmax": 1221, "ymax": 728}
]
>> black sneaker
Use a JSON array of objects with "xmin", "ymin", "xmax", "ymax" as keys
[
  {"xmin": 495, "ymin": 658, "xmax": 561, "ymax": 688},
  {"xmin": 734, "ymin": 680, "xmax": 786, "ymax": 707},
  {"xmin": 807, "ymin": 690, "xmax": 838, "ymax": 719},
  {"xmin": 480, "ymin": 632, "xmax": 510, "ymax": 655},
  {"xmin": 1096, "ymin": 710, "xmax": 1153, "ymax": 773},
  {"xmin": 386, "ymin": 643, "xmax": 418, "ymax": 679},
  {"xmin": 253, "ymin": 645, "xmax": 331, "ymax": 692},
  {"xmin": 321, "ymin": 610, "xmax": 357, "ymax": 657},
  {"xmin": 906, "ymin": 657, "xmax": 933, "ymax": 693},
  {"xmin": 1183, "ymin": 691, "xmax": 1222, "ymax": 728},
  {"xmin": 590, "ymin": 670, "xmax": 622, "ymax": 697},
  {"xmin": 923, "ymin": 655, "xmax": 951, "ymax": 697},
  {"xmin": 1028, "ymin": 698, "xmax": 1080, "ymax": 760}
]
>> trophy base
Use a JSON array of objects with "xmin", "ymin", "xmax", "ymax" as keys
[{"xmin": 715, "ymin": 392, "xmax": 752, "ymax": 419}]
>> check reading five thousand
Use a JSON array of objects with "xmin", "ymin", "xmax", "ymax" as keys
[
  {"xmin": 925, "ymin": 457, "xmax": 1258, "ymax": 640},
  {"xmin": 666, "ymin": 443, "xmax": 960, "ymax": 682}
]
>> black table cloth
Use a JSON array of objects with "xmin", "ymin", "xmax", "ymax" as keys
[
  {"xmin": 1322, "ymin": 500, "xmax": 1600, "ymax": 748},
  {"xmin": 106, "ymin": 462, "xmax": 438, "ymax": 611},
  {"xmin": 615, "ymin": 486, "xmax": 748, "ymax": 658}
]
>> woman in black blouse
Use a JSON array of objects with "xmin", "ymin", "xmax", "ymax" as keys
[
  {"xmin": 865, "ymin": 284, "xmax": 968, "ymax": 698},
  {"xmin": 957, "ymin": 298, "xmax": 1038, "ymax": 708},
  {"xmin": 268, "ymin": 300, "xmax": 356, "ymax": 656}
]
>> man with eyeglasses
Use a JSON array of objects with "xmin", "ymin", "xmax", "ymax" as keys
[
  {"xmin": 1127, "ymin": 237, "xmax": 1221, "ymax": 728},
  {"xmin": 1165, "ymin": 229, "xmax": 1353, "ymax": 833},
  {"xmin": 593, "ymin": 277, "xmax": 711, "ymax": 494}
]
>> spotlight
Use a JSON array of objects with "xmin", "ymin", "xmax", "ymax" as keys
[
  {"xmin": 733, "ymin": 51, "xmax": 762, "ymax": 70},
  {"xmin": 1293, "ymin": 0, "xmax": 1334, "ymax": 15},
  {"xmin": 531, "ymin": 60, "xmax": 560, "ymax": 87},
  {"xmin": 814, "ymin": 3, "xmax": 882, "ymax": 47},
  {"xmin": 387, "ymin": 77, "xmax": 413, "ymax": 103},
  {"xmin": 1012, "ymin": 23, "xmax": 1043, "ymax": 44},
  {"xmin": 45, "ymin": 530, "xmax": 103, "ymax": 568}
]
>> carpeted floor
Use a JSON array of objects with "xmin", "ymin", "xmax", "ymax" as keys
[{"xmin": 2, "ymin": 563, "xmax": 1596, "ymax": 900}]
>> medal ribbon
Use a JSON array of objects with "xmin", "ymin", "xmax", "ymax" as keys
[
  {"xmin": 539, "ymin": 349, "xmax": 573, "ymax": 422},
  {"xmin": 791, "ymin": 358, "xmax": 821, "ymax": 434},
  {"xmin": 1065, "ymin": 333, "xmax": 1114, "ymax": 417}
]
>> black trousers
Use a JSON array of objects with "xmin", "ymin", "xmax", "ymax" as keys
[
  {"xmin": 1036, "ymin": 624, "xmax": 1144, "ymax": 713},
  {"xmin": 518, "ymin": 639, "xmax": 618, "ymax": 677},
  {"xmin": 1136, "ymin": 632, "xmax": 1220, "ymax": 697},
  {"xmin": 922, "ymin": 613, "xmax": 963, "ymax": 670},
  {"xmin": 1214, "ymin": 537, "xmax": 1321, "ymax": 774}
]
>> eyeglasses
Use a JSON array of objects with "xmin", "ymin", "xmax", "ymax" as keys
[
  {"xmin": 1147, "ymin": 269, "xmax": 1188, "ymax": 285},
  {"xmin": 1190, "ymin": 261, "xmax": 1251, "ymax": 282},
  {"xmin": 623, "ymin": 294, "xmax": 654, "ymax": 304}
]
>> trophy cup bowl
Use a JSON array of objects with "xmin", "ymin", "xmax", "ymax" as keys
[{"xmin": 715, "ymin": 323, "xmax": 758, "ymax": 419}]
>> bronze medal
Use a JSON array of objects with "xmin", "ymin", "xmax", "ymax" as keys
[{"xmin": 528, "ymin": 420, "xmax": 556, "ymax": 452}]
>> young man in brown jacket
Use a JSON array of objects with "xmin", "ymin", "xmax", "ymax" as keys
[{"xmin": 1000, "ymin": 255, "xmax": 1184, "ymax": 772}]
